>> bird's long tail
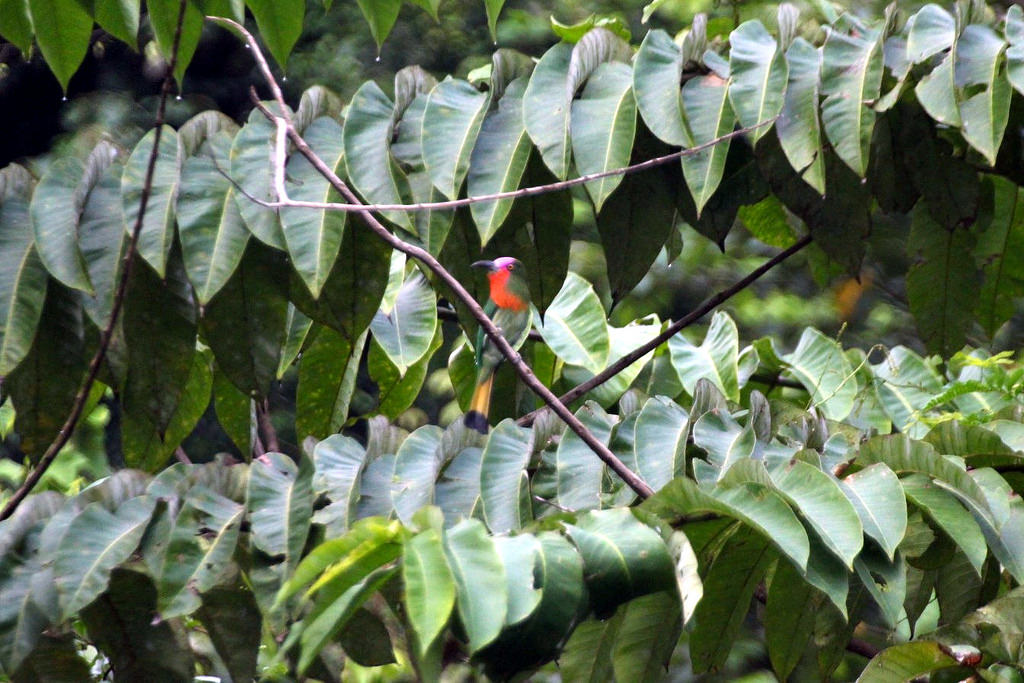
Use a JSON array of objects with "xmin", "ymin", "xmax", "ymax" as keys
[{"xmin": 464, "ymin": 372, "xmax": 494, "ymax": 434}]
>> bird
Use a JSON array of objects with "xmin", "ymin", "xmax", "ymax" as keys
[{"xmin": 464, "ymin": 257, "xmax": 533, "ymax": 434}]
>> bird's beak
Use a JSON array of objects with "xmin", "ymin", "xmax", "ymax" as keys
[{"xmin": 471, "ymin": 260, "xmax": 496, "ymax": 271}]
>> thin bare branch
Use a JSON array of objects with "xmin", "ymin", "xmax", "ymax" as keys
[
  {"xmin": 257, "ymin": 398, "xmax": 280, "ymax": 453},
  {"xmin": 222, "ymin": 17, "xmax": 656, "ymax": 498},
  {"xmin": 0, "ymin": 0, "xmax": 190, "ymax": 521},
  {"xmin": 518, "ymin": 235, "xmax": 813, "ymax": 426}
]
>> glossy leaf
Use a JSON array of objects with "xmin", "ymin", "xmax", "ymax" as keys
[
  {"xmin": 681, "ymin": 73, "xmax": 735, "ymax": 213},
  {"xmin": 247, "ymin": 452, "xmax": 313, "ymax": 577},
  {"xmin": 556, "ymin": 402, "xmax": 614, "ymax": 511},
  {"xmin": 27, "ymin": 0, "xmax": 91, "ymax": 91},
  {"xmin": 633, "ymin": 30, "xmax": 687, "ymax": 147},
  {"xmin": 246, "ymin": 0, "xmax": 304, "ymax": 68},
  {"xmin": 30, "ymin": 157, "xmax": 91, "ymax": 293},
  {"xmin": 523, "ymin": 42, "xmax": 574, "ymax": 180},
  {"xmin": 422, "ymin": 78, "xmax": 489, "ymax": 200},
  {"xmin": 956, "ymin": 25, "xmax": 1010, "ymax": 166},
  {"xmin": 147, "ymin": 0, "xmax": 202, "ymax": 84},
  {"xmin": 480, "ymin": 419, "xmax": 533, "ymax": 533},
  {"xmin": 369, "ymin": 273, "xmax": 438, "ymax": 375},
  {"xmin": 0, "ymin": 191, "xmax": 47, "ymax": 376},
  {"xmin": 839, "ymin": 463, "xmax": 907, "ymax": 561},
  {"xmin": 78, "ymin": 158, "xmax": 125, "ymax": 329},
  {"xmin": 728, "ymin": 20, "xmax": 787, "ymax": 144},
  {"xmin": 443, "ymin": 519, "xmax": 507, "ymax": 653},
  {"xmin": 777, "ymin": 38, "xmax": 825, "ymax": 193},
  {"xmin": 820, "ymin": 25, "xmax": 882, "ymax": 176},
  {"xmin": 782, "ymin": 327, "xmax": 857, "ymax": 421},
  {"xmin": 902, "ymin": 473, "xmax": 987, "ymax": 575},
  {"xmin": 355, "ymin": 0, "xmax": 401, "ymax": 49},
  {"xmin": 121, "ymin": 126, "xmax": 182, "ymax": 277},
  {"xmin": 403, "ymin": 527, "xmax": 455, "ymax": 657},
  {"xmin": 541, "ymin": 272, "xmax": 609, "ymax": 374},
  {"xmin": 669, "ymin": 310, "xmax": 743, "ymax": 401},
  {"xmin": 906, "ymin": 4, "xmax": 955, "ymax": 64},
  {"xmin": 297, "ymin": 328, "xmax": 367, "ymax": 443},
  {"xmin": 633, "ymin": 396, "xmax": 688, "ymax": 491},
  {"xmin": 230, "ymin": 106, "xmax": 287, "ymax": 250},
  {"xmin": 391, "ymin": 426, "xmax": 443, "ymax": 525}
]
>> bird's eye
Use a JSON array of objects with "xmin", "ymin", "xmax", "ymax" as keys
[{"xmin": 506, "ymin": 263, "xmax": 514, "ymax": 271}]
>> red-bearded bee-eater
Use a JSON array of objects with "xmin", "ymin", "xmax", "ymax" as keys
[{"xmin": 464, "ymin": 257, "xmax": 533, "ymax": 434}]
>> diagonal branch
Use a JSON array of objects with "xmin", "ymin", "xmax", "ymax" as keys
[
  {"xmin": 518, "ymin": 235, "xmax": 813, "ymax": 426},
  {"xmin": 220, "ymin": 17, "xmax": 656, "ymax": 498},
  {"xmin": 0, "ymin": 0, "xmax": 190, "ymax": 521}
]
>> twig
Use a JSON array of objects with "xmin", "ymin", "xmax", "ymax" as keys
[
  {"xmin": 0, "ymin": 0, "xmax": 189, "ymax": 521},
  {"xmin": 220, "ymin": 18, "xmax": 656, "ymax": 499},
  {"xmin": 257, "ymin": 398, "xmax": 280, "ymax": 453},
  {"xmin": 518, "ymin": 235, "xmax": 814, "ymax": 426},
  {"xmin": 174, "ymin": 447, "xmax": 192, "ymax": 464}
]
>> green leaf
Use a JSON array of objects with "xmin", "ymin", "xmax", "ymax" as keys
[
  {"xmin": 0, "ymin": 0, "xmax": 33, "ymax": 55},
  {"xmin": 633, "ymin": 396, "xmax": 688, "ymax": 492},
  {"xmin": 916, "ymin": 48, "xmax": 960, "ymax": 127},
  {"xmin": 355, "ymin": 0, "xmax": 400, "ymax": 50},
  {"xmin": 343, "ymin": 80, "xmax": 412, "ymax": 231},
  {"xmin": 570, "ymin": 61, "xmax": 636, "ymax": 211},
  {"xmin": 540, "ymin": 272, "xmax": 609, "ymax": 374},
  {"xmin": 0, "ymin": 192, "xmax": 48, "ymax": 376},
  {"xmin": 443, "ymin": 518, "xmax": 507, "ymax": 653},
  {"xmin": 906, "ymin": 202, "xmax": 978, "ymax": 357},
  {"xmin": 277, "ymin": 304, "xmax": 312, "ymax": 377},
  {"xmin": 781, "ymin": 327, "xmax": 857, "ymax": 421},
  {"xmin": 422, "ymin": 78, "xmax": 489, "ymax": 200},
  {"xmin": 975, "ymin": 176, "xmax": 1024, "ymax": 336},
  {"xmin": 680, "ymin": 73, "xmax": 735, "ymax": 213},
  {"xmin": 27, "ymin": 0, "xmax": 91, "ymax": 91},
  {"xmin": 901, "ymin": 474, "xmax": 987, "ymax": 576},
  {"xmin": 212, "ymin": 366, "xmax": 251, "ymax": 456},
  {"xmin": 403, "ymin": 528, "xmax": 455, "ymax": 657},
  {"xmin": 280, "ymin": 117, "xmax": 347, "ymax": 298},
  {"xmin": 480, "ymin": 419, "xmax": 533, "ymax": 533},
  {"xmin": 467, "ymin": 78, "xmax": 532, "ymax": 245},
  {"xmin": 29, "ymin": 157, "xmax": 92, "ymax": 293},
  {"xmin": 152, "ymin": 487, "xmax": 243, "ymax": 618},
  {"xmin": 122, "ymin": 251, "xmax": 197, "ymax": 436},
  {"xmin": 391, "ymin": 425, "xmax": 443, "ymax": 525},
  {"xmin": 564, "ymin": 508, "xmax": 676, "ymax": 617},
  {"xmin": 633, "ymin": 30, "xmax": 687, "ymax": 147},
  {"xmin": 766, "ymin": 558, "xmax": 819, "ymax": 681},
  {"xmin": 369, "ymin": 272, "xmax": 438, "ymax": 375},
  {"xmin": 91, "ymin": 0, "xmax": 140, "ymax": 47},
  {"xmin": 79, "ymin": 158, "xmax": 125, "ymax": 329},
  {"xmin": 906, "ymin": 4, "xmax": 955, "ymax": 63},
  {"xmin": 957, "ymin": 25, "xmax": 1010, "ymax": 166},
  {"xmin": 558, "ymin": 613, "xmax": 621, "ymax": 682},
  {"xmin": 201, "ymin": 241, "xmax": 289, "ymax": 397},
  {"xmin": 247, "ymin": 451, "xmax": 313, "ymax": 576},
  {"xmin": 80, "ymin": 569, "xmax": 194, "ymax": 681},
  {"xmin": 523, "ymin": 42, "xmax": 574, "ymax": 180},
  {"xmin": 611, "ymin": 592, "xmax": 682, "ymax": 683},
  {"xmin": 297, "ymin": 328, "xmax": 367, "ymax": 442},
  {"xmin": 230, "ymin": 106, "xmax": 287, "ymax": 250},
  {"xmin": 195, "ymin": 588, "xmax": 261, "ymax": 683},
  {"xmin": 177, "ymin": 142, "xmax": 250, "ymax": 304},
  {"xmin": 857, "ymin": 640, "xmax": 962, "ymax": 682},
  {"xmin": 121, "ymin": 125, "xmax": 182, "ymax": 277},
  {"xmin": 691, "ymin": 411, "xmax": 756, "ymax": 484},
  {"xmin": 668, "ymin": 310, "xmax": 742, "ymax": 401},
  {"xmin": 820, "ymin": 25, "xmax": 883, "ymax": 176},
  {"xmin": 563, "ymin": 319, "xmax": 662, "ymax": 408},
  {"xmin": 147, "ymin": 0, "xmax": 203, "ymax": 85},
  {"xmin": 690, "ymin": 524, "xmax": 775, "ymax": 673},
  {"xmin": 777, "ymin": 38, "xmax": 825, "ymax": 193},
  {"xmin": 246, "ymin": 0, "xmax": 303, "ymax": 68},
  {"xmin": 728, "ymin": 20, "xmax": 787, "ymax": 144},
  {"xmin": 870, "ymin": 346, "xmax": 942, "ymax": 437},
  {"xmin": 310, "ymin": 434, "xmax": 368, "ymax": 535},
  {"xmin": 839, "ymin": 463, "xmax": 907, "ymax": 561},
  {"xmin": 369, "ymin": 319, "xmax": 442, "ymax": 419},
  {"xmin": 644, "ymin": 477, "xmax": 811, "ymax": 573},
  {"xmin": 769, "ymin": 459, "xmax": 863, "ymax": 568},
  {"xmin": 54, "ymin": 497, "xmax": 155, "ymax": 619},
  {"xmin": 436, "ymin": 445, "xmax": 483, "ymax": 526},
  {"xmin": 556, "ymin": 402, "xmax": 614, "ymax": 511}
]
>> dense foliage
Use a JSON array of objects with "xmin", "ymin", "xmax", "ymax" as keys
[{"xmin": 5, "ymin": 0, "xmax": 1024, "ymax": 680}]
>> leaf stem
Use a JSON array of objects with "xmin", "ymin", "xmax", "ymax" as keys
[{"xmin": 0, "ymin": 0, "xmax": 189, "ymax": 521}]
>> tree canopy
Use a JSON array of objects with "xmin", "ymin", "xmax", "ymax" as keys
[{"xmin": 4, "ymin": 0, "xmax": 1024, "ymax": 680}]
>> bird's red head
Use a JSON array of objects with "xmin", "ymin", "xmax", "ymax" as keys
[{"xmin": 472, "ymin": 257, "xmax": 528, "ymax": 311}]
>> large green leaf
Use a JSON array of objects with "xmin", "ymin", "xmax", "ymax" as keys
[
  {"xmin": 563, "ymin": 319, "xmax": 662, "ymax": 408},
  {"xmin": 391, "ymin": 426, "xmax": 443, "ymax": 525},
  {"xmin": 870, "ymin": 345, "xmax": 942, "ymax": 437},
  {"xmin": 247, "ymin": 452, "xmax": 313, "ymax": 576},
  {"xmin": 310, "ymin": 434, "xmax": 368, "ymax": 535},
  {"xmin": 177, "ymin": 139, "xmax": 250, "ymax": 305},
  {"xmin": 564, "ymin": 508, "xmax": 675, "ymax": 617},
  {"xmin": 230, "ymin": 106, "xmax": 287, "ymax": 250},
  {"xmin": 342, "ymin": 81, "xmax": 413, "ymax": 231},
  {"xmin": 975, "ymin": 176, "xmax": 1024, "ymax": 336},
  {"xmin": 436, "ymin": 446, "xmax": 483, "ymax": 526},
  {"xmin": 27, "ymin": 0, "xmax": 91, "ymax": 91},
  {"xmin": 121, "ymin": 125, "xmax": 182, "ymax": 277},
  {"xmin": 668, "ymin": 310, "xmax": 743, "ymax": 401},
  {"xmin": 0, "ymin": 192, "xmax": 47, "ymax": 376},
  {"xmin": 480, "ymin": 419, "xmax": 533, "ymax": 533},
  {"xmin": 906, "ymin": 202, "xmax": 978, "ymax": 357},
  {"xmin": 540, "ymin": 272, "xmax": 609, "ymax": 374},
  {"xmin": 54, "ymin": 497, "xmax": 155, "ymax": 619},
  {"xmin": 368, "ymin": 272, "xmax": 437, "ymax": 375},
  {"xmin": 245, "ymin": 0, "xmax": 304, "ymax": 68},
  {"xmin": 280, "ymin": 117, "xmax": 347, "ymax": 298},
  {"xmin": 570, "ymin": 61, "xmax": 636, "ymax": 211},
  {"xmin": 820, "ymin": 24, "xmax": 883, "ymax": 176},
  {"xmin": 633, "ymin": 396, "xmax": 688, "ymax": 492},
  {"xmin": 777, "ymin": 38, "xmax": 825, "ymax": 193},
  {"xmin": 690, "ymin": 524, "xmax": 775, "ymax": 673},
  {"xmin": 781, "ymin": 327, "xmax": 857, "ymax": 421},
  {"xmin": 369, "ymin": 319, "xmax": 442, "ymax": 419},
  {"xmin": 467, "ymin": 78, "xmax": 532, "ymax": 245},
  {"xmin": 78, "ymin": 157, "xmax": 125, "ymax": 329},
  {"xmin": 633, "ymin": 30, "xmax": 688, "ymax": 147},
  {"xmin": 522, "ymin": 42, "xmax": 574, "ymax": 180},
  {"xmin": 0, "ymin": 0, "xmax": 33, "ymax": 55},
  {"xmin": 906, "ymin": 4, "xmax": 955, "ymax": 64},
  {"xmin": 442, "ymin": 519, "xmax": 507, "ymax": 653},
  {"xmin": 901, "ymin": 473, "xmax": 987, "ymax": 575},
  {"xmin": 201, "ymin": 241, "xmax": 289, "ymax": 397},
  {"xmin": 728, "ymin": 20, "xmax": 787, "ymax": 144},
  {"xmin": 556, "ymin": 402, "xmax": 614, "ymax": 511},
  {"xmin": 91, "ymin": 0, "xmax": 140, "ymax": 47},
  {"xmin": 956, "ymin": 25, "xmax": 1010, "ymax": 166},
  {"xmin": 422, "ymin": 78, "xmax": 489, "ymax": 200},
  {"xmin": 610, "ymin": 591, "xmax": 682, "ymax": 682},
  {"xmin": 403, "ymin": 527, "xmax": 455, "ymax": 657},
  {"xmin": 691, "ymin": 411, "xmax": 756, "ymax": 485},
  {"xmin": 355, "ymin": 0, "xmax": 400, "ymax": 49},
  {"xmin": 839, "ymin": 463, "xmax": 907, "ymax": 561},
  {"xmin": 558, "ymin": 612, "xmax": 621, "ymax": 682},
  {"xmin": 680, "ymin": 73, "xmax": 736, "ymax": 213},
  {"xmin": 29, "ymin": 157, "xmax": 91, "ymax": 293},
  {"xmin": 766, "ymin": 557, "xmax": 820, "ymax": 681},
  {"xmin": 296, "ymin": 328, "xmax": 367, "ymax": 442},
  {"xmin": 147, "ymin": 0, "xmax": 203, "ymax": 85},
  {"xmin": 857, "ymin": 641, "xmax": 965, "ymax": 682},
  {"xmin": 195, "ymin": 588, "xmax": 261, "ymax": 683}
]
